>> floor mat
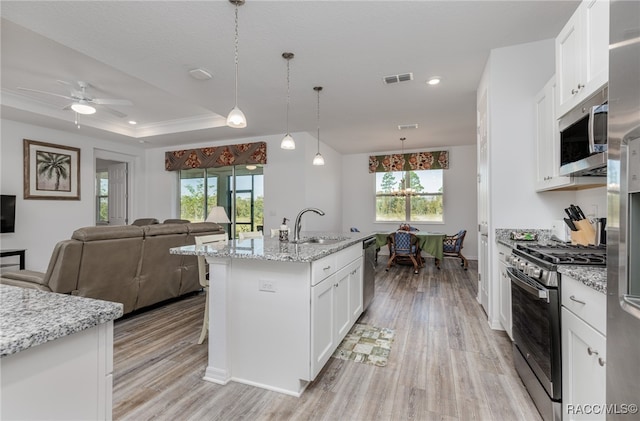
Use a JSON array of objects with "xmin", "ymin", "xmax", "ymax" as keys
[{"xmin": 331, "ymin": 323, "xmax": 395, "ymax": 367}]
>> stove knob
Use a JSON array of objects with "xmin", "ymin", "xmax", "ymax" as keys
[
  {"xmin": 532, "ymin": 267, "xmax": 541, "ymax": 278},
  {"xmin": 519, "ymin": 262, "xmax": 527, "ymax": 271}
]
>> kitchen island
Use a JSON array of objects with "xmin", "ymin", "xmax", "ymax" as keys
[
  {"xmin": 0, "ymin": 284, "xmax": 123, "ymax": 420},
  {"xmin": 171, "ymin": 231, "xmax": 372, "ymax": 396}
]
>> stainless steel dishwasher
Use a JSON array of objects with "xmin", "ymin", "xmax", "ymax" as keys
[{"xmin": 363, "ymin": 236, "xmax": 376, "ymax": 311}]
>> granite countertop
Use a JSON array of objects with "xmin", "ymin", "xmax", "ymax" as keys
[
  {"xmin": 170, "ymin": 231, "xmax": 374, "ymax": 263},
  {"xmin": 495, "ymin": 228, "xmax": 553, "ymax": 248},
  {"xmin": 558, "ymin": 266, "xmax": 607, "ymax": 294},
  {"xmin": 0, "ymin": 285, "xmax": 123, "ymax": 358}
]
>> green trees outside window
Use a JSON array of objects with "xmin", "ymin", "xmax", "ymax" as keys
[
  {"xmin": 179, "ymin": 166, "xmax": 263, "ymax": 238},
  {"xmin": 375, "ymin": 170, "xmax": 443, "ymax": 222}
]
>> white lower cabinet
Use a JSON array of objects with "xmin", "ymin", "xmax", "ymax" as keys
[
  {"xmin": 561, "ymin": 274, "xmax": 607, "ymax": 420},
  {"xmin": 311, "ymin": 252, "xmax": 363, "ymax": 379}
]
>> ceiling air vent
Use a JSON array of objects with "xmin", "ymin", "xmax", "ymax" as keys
[
  {"xmin": 398, "ymin": 124, "xmax": 419, "ymax": 130},
  {"xmin": 383, "ymin": 72, "xmax": 413, "ymax": 85}
]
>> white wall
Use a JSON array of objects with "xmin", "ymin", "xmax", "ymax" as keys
[
  {"xmin": 0, "ymin": 119, "xmax": 146, "ymax": 271},
  {"xmin": 143, "ymin": 131, "xmax": 343, "ymax": 235},
  {"xmin": 487, "ymin": 39, "xmax": 581, "ymax": 231},
  {"xmin": 341, "ymin": 144, "xmax": 478, "ymax": 259},
  {"xmin": 485, "ymin": 39, "xmax": 608, "ymax": 231}
]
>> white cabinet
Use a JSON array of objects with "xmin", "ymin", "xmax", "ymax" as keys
[
  {"xmin": 561, "ymin": 275, "xmax": 607, "ymax": 420},
  {"xmin": 1, "ymin": 322, "xmax": 114, "ymax": 420},
  {"xmin": 535, "ymin": 76, "xmax": 603, "ymax": 191},
  {"xmin": 347, "ymin": 260, "xmax": 363, "ymax": 324},
  {"xmin": 556, "ymin": 0, "xmax": 609, "ymax": 118},
  {"xmin": 311, "ymin": 246, "xmax": 363, "ymax": 378},
  {"xmin": 497, "ymin": 243, "xmax": 512, "ymax": 339}
]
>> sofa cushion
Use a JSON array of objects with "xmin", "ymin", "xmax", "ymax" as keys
[
  {"xmin": 74, "ymin": 235, "xmax": 143, "ymax": 313},
  {"xmin": 136, "ymin": 229, "xmax": 187, "ymax": 310},
  {"xmin": 143, "ymin": 223, "xmax": 189, "ymax": 237},
  {"xmin": 72, "ymin": 225, "xmax": 144, "ymax": 241}
]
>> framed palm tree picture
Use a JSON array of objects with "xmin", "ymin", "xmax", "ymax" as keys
[{"xmin": 23, "ymin": 139, "xmax": 80, "ymax": 200}]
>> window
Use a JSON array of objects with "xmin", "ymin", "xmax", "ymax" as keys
[
  {"xmin": 178, "ymin": 166, "xmax": 264, "ymax": 238},
  {"xmin": 375, "ymin": 170, "xmax": 443, "ymax": 222},
  {"xmin": 96, "ymin": 171, "xmax": 108, "ymax": 224}
]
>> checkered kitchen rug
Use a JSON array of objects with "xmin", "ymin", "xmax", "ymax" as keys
[{"xmin": 332, "ymin": 323, "xmax": 395, "ymax": 367}]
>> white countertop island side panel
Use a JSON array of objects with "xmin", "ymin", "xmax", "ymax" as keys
[{"xmin": 172, "ymin": 232, "xmax": 371, "ymax": 396}]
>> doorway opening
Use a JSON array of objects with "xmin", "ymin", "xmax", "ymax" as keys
[{"xmin": 95, "ymin": 150, "xmax": 135, "ymax": 226}]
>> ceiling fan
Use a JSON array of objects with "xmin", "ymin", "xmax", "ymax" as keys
[{"xmin": 16, "ymin": 80, "xmax": 133, "ymax": 118}]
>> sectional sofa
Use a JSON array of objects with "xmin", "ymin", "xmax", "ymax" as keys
[{"xmin": 0, "ymin": 222, "xmax": 224, "ymax": 314}]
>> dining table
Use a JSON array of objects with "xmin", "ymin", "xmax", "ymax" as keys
[{"xmin": 374, "ymin": 231, "xmax": 445, "ymax": 269}]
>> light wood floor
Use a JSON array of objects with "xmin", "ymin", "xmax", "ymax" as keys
[{"xmin": 113, "ymin": 258, "xmax": 542, "ymax": 421}]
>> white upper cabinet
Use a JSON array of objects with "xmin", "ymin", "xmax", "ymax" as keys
[
  {"xmin": 535, "ymin": 76, "xmax": 603, "ymax": 191},
  {"xmin": 556, "ymin": 0, "xmax": 609, "ymax": 118}
]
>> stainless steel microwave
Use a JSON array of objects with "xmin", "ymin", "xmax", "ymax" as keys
[{"xmin": 558, "ymin": 86, "xmax": 608, "ymax": 176}]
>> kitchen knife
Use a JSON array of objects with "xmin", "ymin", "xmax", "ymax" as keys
[
  {"xmin": 569, "ymin": 204, "xmax": 582, "ymax": 220},
  {"xmin": 574, "ymin": 205, "xmax": 587, "ymax": 220},
  {"xmin": 565, "ymin": 208, "xmax": 576, "ymax": 220},
  {"xmin": 564, "ymin": 218, "xmax": 578, "ymax": 231}
]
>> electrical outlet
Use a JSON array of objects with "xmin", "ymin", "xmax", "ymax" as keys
[{"xmin": 259, "ymin": 279, "xmax": 277, "ymax": 293}]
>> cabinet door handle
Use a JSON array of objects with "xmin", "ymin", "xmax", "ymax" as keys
[
  {"xmin": 570, "ymin": 295, "xmax": 586, "ymax": 305},
  {"xmin": 334, "ymin": 283, "xmax": 339, "ymax": 288},
  {"xmin": 598, "ymin": 357, "xmax": 605, "ymax": 367},
  {"xmin": 323, "ymin": 265, "xmax": 331, "ymax": 271},
  {"xmin": 350, "ymin": 269, "xmax": 357, "ymax": 275},
  {"xmin": 587, "ymin": 347, "xmax": 599, "ymax": 356}
]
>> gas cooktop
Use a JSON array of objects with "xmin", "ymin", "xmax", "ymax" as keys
[{"xmin": 515, "ymin": 243, "xmax": 606, "ymax": 266}]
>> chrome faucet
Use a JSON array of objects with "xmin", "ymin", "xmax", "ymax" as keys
[{"xmin": 293, "ymin": 207, "xmax": 325, "ymax": 243}]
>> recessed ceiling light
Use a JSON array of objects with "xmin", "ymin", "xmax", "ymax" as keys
[
  {"xmin": 427, "ymin": 77, "xmax": 441, "ymax": 86},
  {"xmin": 128, "ymin": 120, "xmax": 137, "ymax": 125}
]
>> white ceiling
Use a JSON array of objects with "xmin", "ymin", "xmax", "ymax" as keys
[{"xmin": 0, "ymin": 1, "xmax": 580, "ymax": 154}]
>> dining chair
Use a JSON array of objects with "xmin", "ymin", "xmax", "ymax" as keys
[
  {"xmin": 195, "ymin": 233, "xmax": 228, "ymax": 344},
  {"xmin": 443, "ymin": 229, "xmax": 468, "ymax": 270},
  {"xmin": 239, "ymin": 231, "xmax": 263, "ymax": 240},
  {"xmin": 386, "ymin": 230, "xmax": 420, "ymax": 274}
]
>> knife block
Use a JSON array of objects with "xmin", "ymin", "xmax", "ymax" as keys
[{"xmin": 570, "ymin": 219, "xmax": 597, "ymax": 246}]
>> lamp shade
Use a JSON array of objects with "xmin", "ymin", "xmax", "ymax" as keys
[
  {"xmin": 205, "ymin": 206, "xmax": 231, "ymax": 224},
  {"xmin": 226, "ymin": 106, "xmax": 247, "ymax": 128},
  {"xmin": 280, "ymin": 133, "xmax": 295, "ymax": 150}
]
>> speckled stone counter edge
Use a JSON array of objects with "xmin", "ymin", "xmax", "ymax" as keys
[
  {"xmin": 494, "ymin": 228, "xmax": 607, "ymax": 294},
  {"xmin": 171, "ymin": 231, "xmax": 375, "ymax": 263},
  {"xmin": 558, "ymin": 266, "xmax": 607, "ymax": 294},
  {"xmin": 0, "ymin": 285, "xmax": 124, "ymax": 357}
]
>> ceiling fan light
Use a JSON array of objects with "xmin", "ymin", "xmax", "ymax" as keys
[
  {"xmin": 226, "ymin": 106, "xmax": 247, "ymax": 128},
  {"xmin": 71, "ymin": 101, "xmax": 96, "ymax": 115},
  {"xmin": 281, "ymin": 133, "xmax": 296, "ymax": 150},
  {"xmin": 313, "ymin": 152, "xmax": 325, "ymax": 166}
]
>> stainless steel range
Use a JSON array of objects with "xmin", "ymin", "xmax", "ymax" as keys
[{"xmin": 507, "ymin": 243, "xmax": 606, "ymax": 421}]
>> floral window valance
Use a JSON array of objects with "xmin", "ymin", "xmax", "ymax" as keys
[
  {"xmin": 165, "ymin": 141, "xmax": 267, "ymax": 171},
  {"xmin": 368, "ymin": 150, "xmax": 449, "ymax": 173}
]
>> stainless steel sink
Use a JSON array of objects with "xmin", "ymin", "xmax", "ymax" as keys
[{"xmin": 297, "ymin": 237, "xmax": 346, "ymax": 245}]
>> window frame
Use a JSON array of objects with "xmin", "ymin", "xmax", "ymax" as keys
[{"xmin": 374, "ymin": 169, "xmax": 444, "ymax": 223}]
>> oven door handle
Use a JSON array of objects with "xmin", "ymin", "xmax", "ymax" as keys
[{"xmin": 507, "ymin": 267, "xmax": 549, "ymax": 302}]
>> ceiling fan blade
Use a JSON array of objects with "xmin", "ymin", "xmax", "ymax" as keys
[
  {"xmin": 96, "ymin": 104, "xmax": 127, "ymax": 118},
  {"xmin": 92, "ymin": 98, "xmax": 133, "ymax": 106},
  {"xmin": 16, "ymin": 87, "xmax": 73, "ymax": 101}
]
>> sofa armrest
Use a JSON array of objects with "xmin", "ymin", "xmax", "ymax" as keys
[{"xmin": 0, "ymin": 270, "xmax": 52, "ymax": 291}]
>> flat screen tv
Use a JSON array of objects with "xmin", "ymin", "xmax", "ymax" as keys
[{"xmin": 1, "ymin": 195, "xmax": 16, "ymax": 233}]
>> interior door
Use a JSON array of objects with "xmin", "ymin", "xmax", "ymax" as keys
[{"xmin": 108, "ymin": 162, "xmax": 128, "ymax": 225}]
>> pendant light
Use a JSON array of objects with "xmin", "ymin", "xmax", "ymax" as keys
[
  {"xmin": 226, "ymin": 0, "xmax": 247, "ymax": 128},
  {"xmin": 280, "ymin": 52, "xmax": 296, "ymax": 150},
  {"xmin": 392, "ymin": 137, "xmax": 416, "ymax": 197},
  {"xmin": 312, "ymin": 86, "xmax": 325, "ymax": 166}
]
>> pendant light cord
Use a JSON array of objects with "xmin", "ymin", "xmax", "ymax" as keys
[
  {"xmin": 234, "ymin": 2, "xmax": 239, "ymax": 108},
  {"xmin": 316, "ymin": 88, "xmax": 321, "ymax": 152},
  {"xmin": 286, "ymin": 59, "xmax": 290, "ymax": 134}
]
